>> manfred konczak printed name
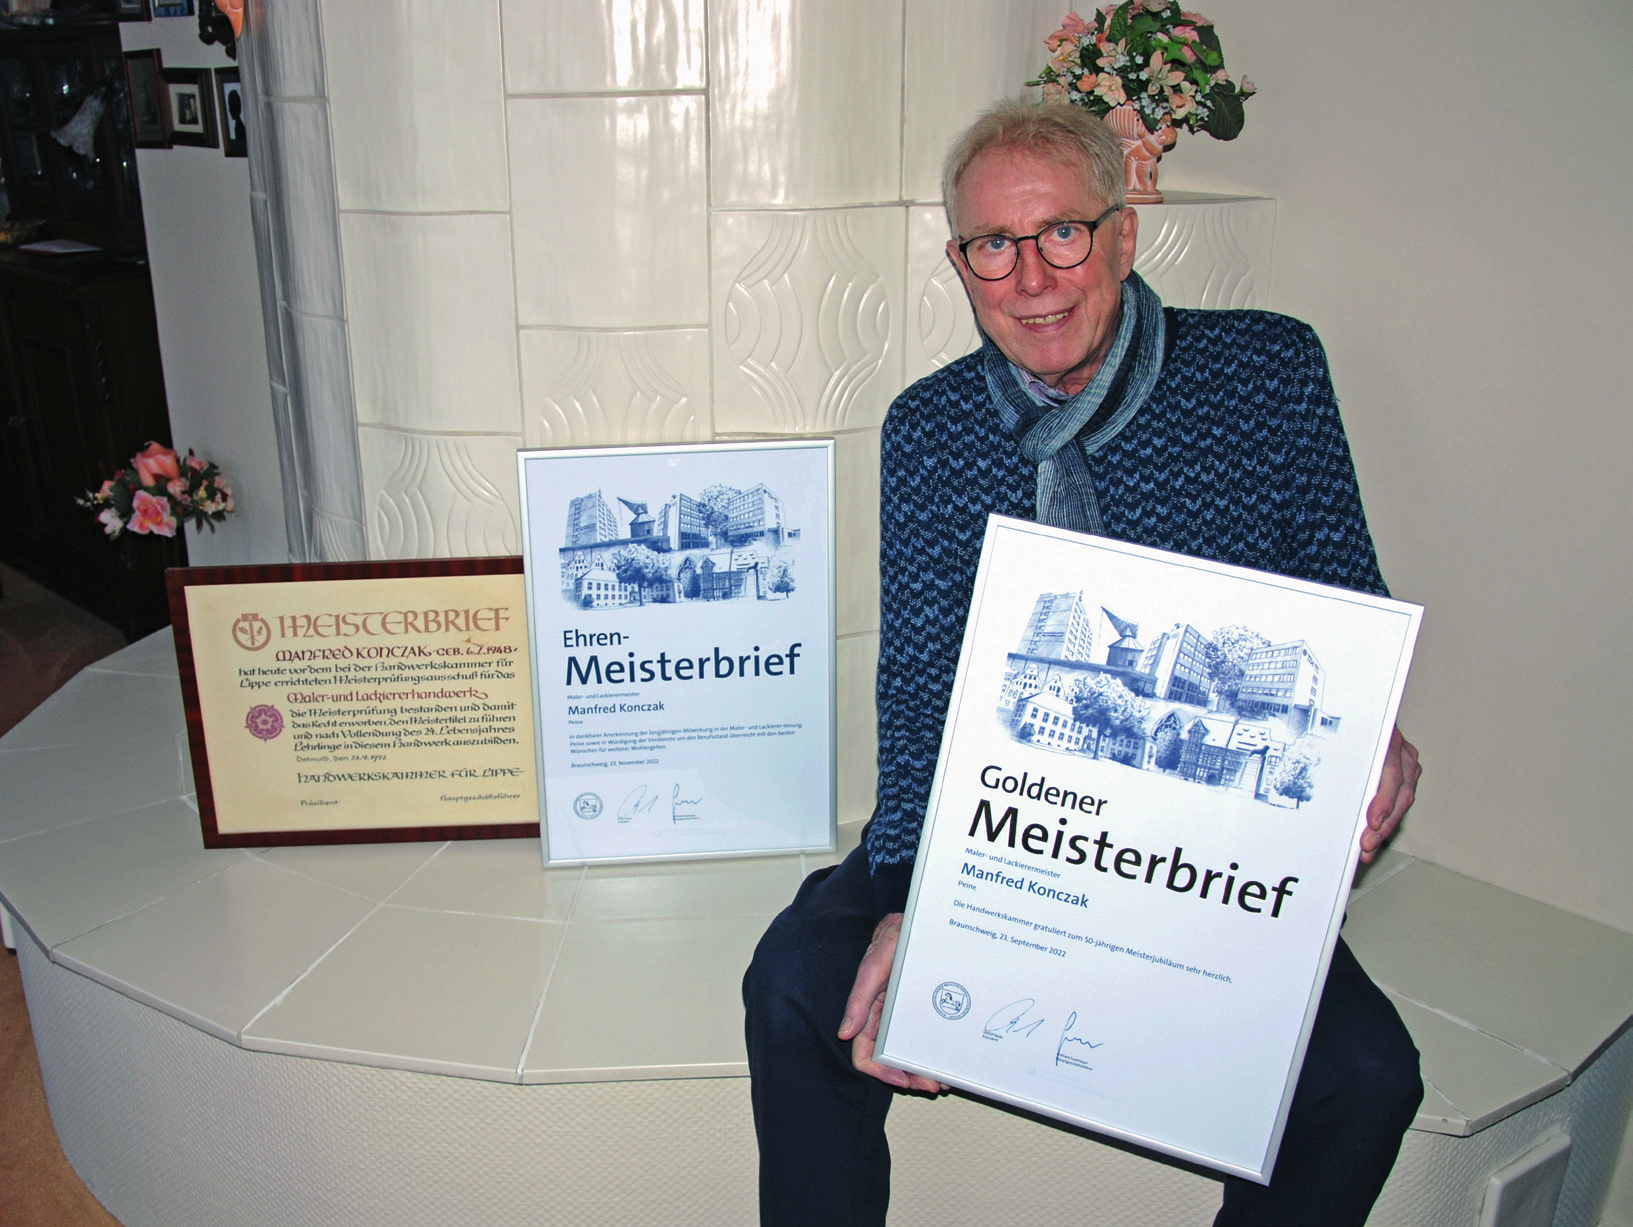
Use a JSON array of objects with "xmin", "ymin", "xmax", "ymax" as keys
[
  {"xmin": 518, "ymin": 441, "xmax": 836, "ymax": 865},
  {"xmin": 181, "ymin": 571, "xmax": 538, "ymax": 837},
  {"xmin": 875, "ymin": 517, "xmax": 1421, "ymax": 1182}
]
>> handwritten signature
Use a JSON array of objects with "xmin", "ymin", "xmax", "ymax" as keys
[
  {"xmin": 671, "ymin": 783, "xmax": 703, "ymax": 822},
  {"xmin": 983, "ymin": 998, "xmax": 1047, "ymax": 1042},
  {"xmin": 1055, "ymin": 1011, "xmax": 1103, "ymax": 1070},
  {"xmin": 616, "ymin": 785, "xmax": 663, "ymax": 823}
]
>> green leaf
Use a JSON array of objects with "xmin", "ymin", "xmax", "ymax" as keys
[
  {"xmin": 1197, "ymin": 24, "xmax": 1223, "ymax": 56},
  {"xmin": 1108, "ymin": 3, "xmax": 1131, "ymax": 41},
  {"xmin": 1200, "ymin": 88, "xmax": 1246, "ymax": 140}
]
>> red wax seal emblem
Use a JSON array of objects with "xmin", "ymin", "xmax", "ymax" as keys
[{"xmin": 245, "ymin": 704, "xmax": 284, "ymax": 741}]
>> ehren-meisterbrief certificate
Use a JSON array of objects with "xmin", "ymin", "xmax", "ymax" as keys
[
  {"xmin": 176, "ymin": 564, "xmax": 538, "ymax": 844},
  {"xmin": 518, "ymin": 441, "xmax": 836, "ymax": 865},
  {"xmin": 875, "ymin": 516, "xmax": 1421, "ymax": 1182}
]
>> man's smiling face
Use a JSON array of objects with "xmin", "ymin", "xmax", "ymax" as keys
[{"xmin": 947, "ymin": 146, "xmax": 1139, "ymax": 397}]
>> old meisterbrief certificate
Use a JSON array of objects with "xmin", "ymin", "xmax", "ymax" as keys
[
  {"xmin": 874, "ymin": 516, "xmax": 1421, "ymax": 1182},
  {"xmin": 179, "ymin": 568, "xmax": 538, "ymax": 841}
]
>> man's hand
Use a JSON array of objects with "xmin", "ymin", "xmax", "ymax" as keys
[
  {"xmin": 838, "ymin": 913, "xmax": 945, "ymax": 1093},
  {"xmin": 1360, "ymin": 726, "xmax": 1420, "ymax": 863}
]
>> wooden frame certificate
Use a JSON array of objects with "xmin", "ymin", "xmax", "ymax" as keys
[
  {"xmin": 518, "ymin": 441, "xmax": 836, "ymax": 865},
  {"xmin": 169, "ymin": 559, "xmax": 539, "ymax": 847},
  {"xmin": 875, "ymin": 517, "xmax": 1421, "ymax": 1182}
]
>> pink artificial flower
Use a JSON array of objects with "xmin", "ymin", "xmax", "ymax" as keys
[
  {"xmin": 1239, "ymin": 77, "xmax": 1256, "ymax": 94},
  {"xmin": 1213, "ymin": 67, "xmax": 1231, "ymax": 84},
  {"xmin": 1095, "ymin": 74, "xmax": 1129, "ymax": 105},
  {"xmin": 1180, "ymin": 11, "xmax": 1210, "ymax": 24},
  {"xmin": 1172, "ymin": 24, "xmax": 1198, "ymax": 39},
  {"xmin": 1168, "ymin": 88, "xmax": 1197, "ymax": 118},
  {"xmin": 132, "ymin": 442, "xmax": 181, "ymax": 488},
  {"xmin": 1062, "ymin": 11, "xmax": 1089, "ymax": 35},
  {"xmin": 1078, "ymin": 74, "xmax": 1097, "ymax": 92},
  {"xmin": 186, "ymin": 451, "xmax": 206, "ymax": 472},
  {"xmin": 1176, "ymin": 42, "xmax": 1197, "ymax": 62},
  {"xmin": 167, "ymin": 476, "xmax": 190, "ymax": 501},
  {"xmin": 1041, "ymin": 81, "xmax": 1069, "ymax": 104},
  {"xmin": 98, "ymin": 507, "xmax": 124, "ymax": 536},
  {"xmin": 97, "ymin": 478, "xmax": 117, "ymax": 499},
  {"xmin": 127, "ymin": 490, "xmax": 177, "ymax": 537}
]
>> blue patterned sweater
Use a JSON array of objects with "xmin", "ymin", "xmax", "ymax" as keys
[{"xmin": 864, "ymin": 308, "xmax": 1387, "ymax": 917}]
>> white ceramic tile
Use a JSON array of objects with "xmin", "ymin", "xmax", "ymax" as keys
[
  {"xmin": 1385, "ymin": 990, "xmax": 1568, "ymax": 1135},
  {"xmin": 501, "ymin": 0, "xmax": 706, "ymax": 93},
  {"xmin": 519, "ymin": 329, "xmax": 710, "ymax": 448},
  {"xmin": 280, "ymin": 307, "xmax": 361, "ymax": 521},
  {"xmin": 358, "ymin": 428, "xmax": 523, "ymax": 560},
  {"xmin": 711, "ymin": 207, "xmax": 904, "ymax": 434},
  {"xmin": 834, "ymin": 429, "xmax": 880, "ymax": 637},
  {"xmin": 0, "ymin": 667, "xmax": 182, "ymax": 751},
  {"xmin": 1343, "ymin": 859, "xmax": 1633, "ymax": 1076},
  {"xmin": 390, "ymin": 839, "xmax": 580, "ymax": 921},
  {"xmin": 836, "ymin": 631, "xmax": 879, "ymax": 827},
  {"xmin": 256, "ymin": 0, "xmax": 325, "ymax": 99},
  {"xmin": 0, "ymin": 800, "xmax": 238, "ymax": 950},
  {"xmin": 900, "ymin": 0, "xmax": 1063, "ymax": 201},
  {"xmin": 1409, "ymin": 1079, "xmax": 1466, "ymax": 1137},
  {"xmin": 248, "ymin": 194, "xmax": 288, "ymax": 382},
  {"xmin": 341, "ymin": 213, "xmax": 521, "ymax": 434},
  {"xmin": 906, "ymin": 204, "xmax": 979, "ymax": 384},
  {"xmin": 709, "ymin": 0, "xmax": 903, "ymax": 208},
  {"xmin": 523, "ymin": 914, "xmax": 766, "ymax": 1080},
  {"xmin": 508, "ymin": 96, "xmax": 707, "ymax": 329},
  {"xmin": 574, "ymin": 856, "xmax": 802, "ymax": 922},
  {"xmin": 0, "ymin": 742, "xmax": 187, "ymax": 846},
  {"xmin": 322, "ymin": 0, "xmax": 508, "ymax": 212},
  {"xmin": 86, "ymin": 628, "xmax": 177, "ymax": 677},
  {"xmin": 244, "ymin": 904, "xmax": 562, "ymax": 1081},
  {"xmin": 1133, "ymin": 196, "xmax": 1275, "ymax": 311},
  {"xmin": 266, "ymin": 100, "xmax": 343, "ymax": 318},
  {"xmin": 52, "ymin": 858, "xmax": 374, "ymax": 1041},
  {"xmin": 254, "ymin": 840, "xmax": 444, "ymax": 902},
  {"xmin": 309, "ymin": 509, "xmax": 368, "ymax": 562}
]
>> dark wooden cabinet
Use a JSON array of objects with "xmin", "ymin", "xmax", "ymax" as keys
[
  {"xmin": 0, "ymin": 18, "xmax": 176, "ymax": 640},
  {"xmin": 0, "ymin": 248, "xmax": 183, "ymax": 640}
]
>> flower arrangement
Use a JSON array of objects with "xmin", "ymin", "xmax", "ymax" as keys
[
  {"xmin": 78, "ymin": 442, "xmax": 235, "ymax": 539},
  {"xmin": 1029, "ymin": 2, "xmax": 1254, "ymax": 140}
]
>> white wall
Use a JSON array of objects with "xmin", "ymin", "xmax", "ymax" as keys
[
  {"xmin": 118, "ymin": 16, "xmax": 285, "ymax": 566},
  {"xmin": 1153, "ymin": 1, "xmax": 1633, "ymax": 936}
]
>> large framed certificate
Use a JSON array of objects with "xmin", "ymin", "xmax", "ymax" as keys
[
  {"xmin": 875, "ymin": 516, "xmax": 1421, "ymax": 1182},
  {"xmin": 517, "ymin": 441, "xmax": 836, "ymax": 865},
  {"xmin": 168, "ymin": 558, "xmax": 539, "ymax": 847}
]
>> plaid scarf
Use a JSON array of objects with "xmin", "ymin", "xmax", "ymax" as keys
[{"xmin": 983, "ymin": 272, "xmax": 1166, "ymax": 535}]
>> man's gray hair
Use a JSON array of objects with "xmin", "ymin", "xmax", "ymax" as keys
[{"xmin": 942, "ymin": 99, "xmax": 1127, "ymax": 235}]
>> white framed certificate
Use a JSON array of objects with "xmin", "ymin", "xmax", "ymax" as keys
[
  {"xmin": 517, "ymin": 441, "xmax": 836, "ymax": 865},
  {"xmin": 875, "ymin": 516, "xmax": 1421, "ymax": 1182}
]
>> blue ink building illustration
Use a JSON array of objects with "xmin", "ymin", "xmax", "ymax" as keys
[
  {"xmin": 998, "ymin": 592, "xmax": 1343, "ymax": 807},
  {"xmin": 558, "ymin": 484, "xmax": 799, "ymax": 610}
]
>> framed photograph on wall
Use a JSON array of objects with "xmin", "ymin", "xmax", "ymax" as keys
[
  {"xmin": 214, "ymin": 67, "xmax": 246, "ymax": 157},
  {"xmin": 123, "ymin": 50, "xmax": 169, "ymax": 149},
  {"xmin": 161, "ymin": 67, "xmax": 217, "ymax": 149}
]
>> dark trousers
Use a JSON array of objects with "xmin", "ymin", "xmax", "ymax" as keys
[{"xmin": 743, "ymin": 844, "xmax": 1422, "ymax": 1227}]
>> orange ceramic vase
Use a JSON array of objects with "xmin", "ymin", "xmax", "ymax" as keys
[{"xmin": 1104, "ymin": 104, "xmax": 1177, "ymax": 204}]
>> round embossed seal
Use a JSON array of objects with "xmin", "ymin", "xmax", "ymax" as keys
[
  {"xmin": 931, "ymin": 981, "xmax": 971, "ymax": 1020},
  {"xmin": 572, "ymin": 792, "xmax": 603, "ymax": 820},
  {"xmin": 231, "ymin": 612, "xmax": 271, "ymax": 651},
  {"xmin": 244, "ymin": 704, "xmax": 284, "ymax": 741}
]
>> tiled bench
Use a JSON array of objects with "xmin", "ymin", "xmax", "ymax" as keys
[{"xmin": 2, "ymin": 633, "xmax": 1630, "ymax": 1226}]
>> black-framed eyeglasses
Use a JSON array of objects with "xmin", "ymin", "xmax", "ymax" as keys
[{"xmin": 956, "ymin": 206, "xmax": 1122, "ymax": 281}]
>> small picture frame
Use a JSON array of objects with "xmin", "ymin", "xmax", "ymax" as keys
[
  {"xmin": 117, "ymin": 0, "xmax": 153, "ymax": 21},
  {"xmin": 152, "ymin": 0, "xmax": 197, "ymax": 15},
  {"xmin": 161, "ymin": 68, "xmax": 217, "ymax": 149},
  {"xmin": 123, "ymin": 49, "xmax": 170, "ymax": 149},
  {"xmin": 214, "ymin": 67, "xmax": 246, "ymax": 158}
]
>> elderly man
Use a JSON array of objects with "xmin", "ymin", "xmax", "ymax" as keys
[{"xmin": 744, "ymin": 100, "xmax": 1423, "ymax": 1227}]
